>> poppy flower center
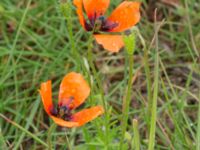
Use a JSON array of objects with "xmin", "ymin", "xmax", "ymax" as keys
[
  {"xmin": 85, "ymin": 13, "xmax": 118, "ymax": 33},
  {"xmin": 50, "ymin": 97, "xmax": 75, "ymax": 121}
]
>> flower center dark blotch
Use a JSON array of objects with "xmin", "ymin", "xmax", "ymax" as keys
[
  {"xmin": 50, "ymin": 96, "xmax": 74, "ymax": 121},
  {"xmin": 85, "ymin": 12, "xmax": 118, "ymax": 33}
]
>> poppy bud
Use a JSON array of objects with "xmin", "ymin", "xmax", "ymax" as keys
[
  {"xmin": 60, "ymin": 1, "xmax": 72, "ymax": 19},
  {"xmin": 123, "ymin": 32, "xmax": 136, "ymax": 55}
]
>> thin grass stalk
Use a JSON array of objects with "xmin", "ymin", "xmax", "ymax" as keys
[
  {"xmin": 5, "ymin": 0, "xmax": 32, "ymax": 66},
  {"xmin": 1, "ymin": 0, "xmax": 32, "ymax": 103},
  {"xmin": 144, "ymin": 45, "xmax": 152, "ymax": 128},
  {"xmin": 148, "ymin": 10, "xmax": 159, "ymax": 150},
  {"xmin": 135, "ymin": 27, "xmax": 152, "ymax": 130},
  {"xmin": 184, "ymin": 0, "xmax": 199, "ymax": 57}
]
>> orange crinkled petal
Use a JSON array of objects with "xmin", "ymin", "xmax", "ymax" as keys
[
  {"xmin": 73, "ymin": 0, "xmax": 86, "ymax": 28},
  {"xmin": 59, "ymin": 72, "xmax": 90, "ymax": 110},
  {"xmin": 94, "ymin": 34, "xmax": 124, "ymax": 52},
  {"xmin": 72, "ymin": 106, "xmax": 104, "ymax": 126},
  {"xmin": 39, "ymin": 80, "xmax": 53, "ymax": 115},
  {"xmin": 50, "ymin": 115, "xmax": 79, "ymax": 127},
  {"xmin": 83, "ymin": 0, "xmax": 110, "ymax": 19},
  {"xmin": 107, "ymin": 1, "xmax": 141, "ymax": 32}
]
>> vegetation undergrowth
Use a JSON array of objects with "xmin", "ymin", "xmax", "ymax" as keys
[{"xmin": 0, "ymin": 0, "xmax": 199, "ymax": 149}]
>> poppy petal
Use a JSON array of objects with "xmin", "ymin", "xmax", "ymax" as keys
[
  {"xmin": 39, "ymin": 80, "xmax": 53, "ymax": 115},
  {"xmin": 107, "ymin": 1, "xmax": 140, "ymax": 32},
  {"xmin": 72, "ymin": 106, "xmax": 104, "ymax": 126},
  {"xmin": 59, "ymin": 72, "xmax": 90, "ymax": 109},
  {"xmin": 94, "ymin": 34, "xmax": 124, "ymax": 52},
  {"xmin": 73, "ymin": 0, "xmax": 86, "ymax": 28},
  {"xmin": 50, "ymin": 115, "xmax": 79, "ymax": 127},
  {"xmin": 83, "ymin": 0, "xmax": 110, "ymax": 19}
]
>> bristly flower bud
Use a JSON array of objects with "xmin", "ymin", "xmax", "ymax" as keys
[
  {"xmin": 123, "ymin": 31, "xmax": 136, "ymax": 55},
  {"xmin": 60, "ymin": 1, "xmax": 72, "ymax": 19}
]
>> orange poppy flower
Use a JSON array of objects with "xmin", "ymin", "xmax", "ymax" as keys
[
  {"xmin": 73, "ymin": 0, "xmax": 141, "ymax": 52},
  {"xmin": 39, "ymin": 72, "xmax": 104, "ymax": 127}
]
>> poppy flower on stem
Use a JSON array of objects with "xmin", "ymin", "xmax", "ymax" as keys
[
  {"xmin": 39, "ymin": 72, "xmax": 104, "ymax": 127},
  {"xmin": 73, "ymin": 0, "xmax": 141, "ymax": 52}
]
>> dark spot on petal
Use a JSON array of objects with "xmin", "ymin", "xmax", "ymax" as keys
[
  {"xmin": 50, "ymin": 107, "xmax": 58, "ymax": 116},
  {"xmin": 84, "ymin": 11, "xmax": 119, "ymax": 32}
]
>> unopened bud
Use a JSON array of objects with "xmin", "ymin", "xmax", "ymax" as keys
[{"xmin": 123, "ymin": 32, "xmax": 136, "ymax": 55}]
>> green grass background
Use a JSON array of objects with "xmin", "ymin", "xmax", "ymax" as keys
[{"xmin": 0, "ymin": 0, "xmax": 200, "ymax": 149}]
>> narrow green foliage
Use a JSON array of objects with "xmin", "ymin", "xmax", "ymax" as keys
[
  {"xmin": 47, "ymin": 123, "xmax": 56, "ymax": 150},
  {"xmin": 148, "ymin": 15, "xmax": 162, "ymax": 150},
  {"xmin": 148, "ymin": 45, "xmax": 159, "ymax": 150},
  {"xmin": 0, "ymin": 114, "xmax": 49, "ymax": 148},
  {"xmin": 0, "ymin": 129, "xmax": 8, "ymax": 150},
  {"xmin": 0, "ymin": 0, "xmax": 199, "ymax": 149},
  {"xmin": 13, "ymin": 98, "xmax": 40, "ymax": 150}
]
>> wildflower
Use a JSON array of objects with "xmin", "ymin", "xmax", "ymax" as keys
[
  {"xmin": 73, "ymin": 0, "xmax": 141, "ymax": 52},
  {"xmin": 39, "ymin": 72, "xmax": 104, "ymax": 127}
]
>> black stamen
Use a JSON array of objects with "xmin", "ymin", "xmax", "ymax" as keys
[
  {"xmin": 50, "ymin": 97, "xmax": 75, "ymax": 120},
  {"xmin": 101, "ymin": 21, "xmax": 118, "ymax": 31},
  {"xmin": 62, "ymin": 113, "xmax": 73, "ymax": 120},
  {"xmin": 84, "ymin": 13, "xmax": 118, "ymax": 32}
]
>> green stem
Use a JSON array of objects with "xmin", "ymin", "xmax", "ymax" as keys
[
  {"xmin": 144, "ymin": 46, "xmax": 152, "ymax": 125},
  {"xmin": 88, "ymin": 45, "xmax": 107, "ymax": 110},
  {"xmin": 120, "ymin": 54, "xmax": 134, "ymax": 150},
  {"xmin": 136, "ymin": 27, "xmax": 152, "ymax": 131},
  {"xmin": 148, "ymin": 49, "xmax": 159, "ymax": 150},
  {"xmin": 132, "ymin": 119, "xmax": 140, "ymax": 150},
  {"xmin": 61, "ymin": 2, "xmax": 75, "ymax": 52},
  {"xmin": 61, "ymin": 2, "xmax": 81, "ymax": 70},
  {"xmin": 87, "ymin": 35, "xmax": 109, "ymax": 147},
  {"xmin": 148, "ymin": 14, "xmax": 160, "ymax": 150}
]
